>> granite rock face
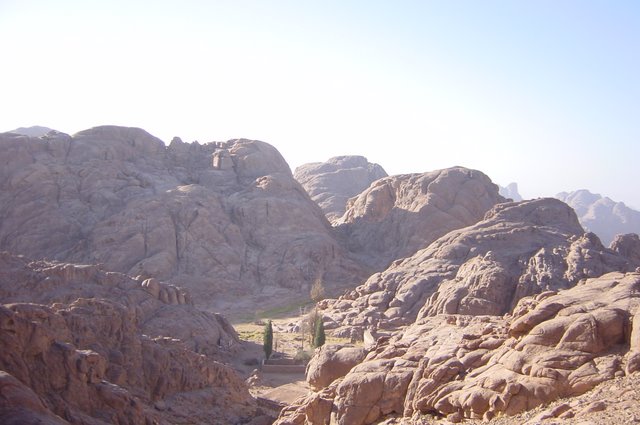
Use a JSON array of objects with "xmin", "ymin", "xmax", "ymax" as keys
[
  {"xmin": 557, "ymin": 189, "xmax": 640, "ymax": 246},
  {"xmin": 334, "ymin": 167, "xmax": 506, "ymax": 268},
  {"xmin": 294, "ymin": 156, "xmax": 387, "ymax": 222},
  {"xmin": 276, "ymin": 272, "xmax": 640, "ymax": 425},
  {"xmin": 0, "ymin": 127, "xmax": 367, "ymax": 304},
  {"xmin": 323, "ymin": 198, "xmax": 636, "ymax": 339},
  {"xmin": 0, "ymin": 252, "xmax": 256, "ymax": 424},
  {"xmin": 275, "ymin": 198, "xmax": 640, "ymax": 425}
]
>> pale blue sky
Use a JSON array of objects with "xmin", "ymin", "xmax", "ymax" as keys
[{"xmin": 1, "ymin": 1, "xmax": 639, "ymax": 207}]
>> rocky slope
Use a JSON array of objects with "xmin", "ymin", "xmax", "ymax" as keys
[
  {"xmin": 0, "ymin": 251, "xmax": 262, "ymax": 424},
  {"xmin": 277, "ymin": 271, "xmax": 640, "ymax": 425},
  {"xmin": 294, "ymin": 156, "xmax": 387, "ymax": 222},
  {"xmin": 334, "ymin": 167, "xmax": 506, "ymax": 269},
  {"xmin": 498, "ymin": 182, "xmax": 522, "ymax": 202},
  {"xmin": 0, "ymin": 127, "xmax": 367, "ymax": 306},
  {"xmin": 321, "ymin": 198, "xmax": 638, "ymax": 339},
  {"xmin": 557, "ymin": 189, "xmax": 640, "ymax": 246},
  {"xmin": 274, "ymin": 198, "xmax": 640, "ymax": 424}
]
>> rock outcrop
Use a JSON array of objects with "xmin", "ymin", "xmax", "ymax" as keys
[
  {"xmin": 275, "ymin": 198, "xmax": 640, "ymax": 425},
  {"xmin": 294, "ymin": 156, "xmax": 387, "ymax": 222},
  {"xmin": 0, "ymin": 252, "xmax": 258, "ymax": 424},
  {"xmin": 324, "ymin": 198, "xmax": 636, "ymax": 339},
  {"xmin": 334, "ymin": 167, "xmax": 506, "ymax": 268},
  {"xmin": 557, "ymin": 189, "xmax": 640, "ymax": 246},
  {"xmin": 0, "ymin": 127, "xmax": 367, "ymax": 306},
  {"xmin": 276, "ymin": 272, "xmax": 640, "ymax": 425}
]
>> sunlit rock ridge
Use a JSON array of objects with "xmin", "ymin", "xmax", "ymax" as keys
[{"xmin": 0, "ymin": 126, "xmax": 368, "ymax": 306}]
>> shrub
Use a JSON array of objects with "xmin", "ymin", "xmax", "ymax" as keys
[
  {"xmin": 310, "ymin": 278, "xmax": 326, "ymax": 302},
  {"xmin": 294, "ymin": 349, "xmax": 313, "ymax": 364}
]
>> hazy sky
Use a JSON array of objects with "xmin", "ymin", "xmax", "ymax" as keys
[{"xmin": 2, "ymin": 1, "xmax": 639, "ymax": 207}]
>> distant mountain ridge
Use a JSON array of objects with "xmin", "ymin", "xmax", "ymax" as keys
[
  {"xmin": 556, "ymin": 189, "xmax": 640, "ymax": 245},
  {"xmin": 294, "ymin": 155, "xmax": 388, "ymax": 222},
  {"xmin": 8, "ymin": 125, "xmax": 55, "ymax": 137},
  {"xmin": 499, "ymin": 182, "xmax": 523, "ymax": 201}
]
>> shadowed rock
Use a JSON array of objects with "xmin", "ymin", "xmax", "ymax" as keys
[
  {"xmin": 294, "ymin": 156, "xmax": 387, "ymax": 222},
  {"xmin": 334, "ymin": 167, "xmax": 506, "ymax": 268},
  {"xmin": 0, "ymin": 252, "xmax": 257, "ymax": 424}
]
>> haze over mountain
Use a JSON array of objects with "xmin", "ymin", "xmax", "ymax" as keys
[
  {"xmin": 557, "ymin": 189, "xmax": 640, "ymax": 246},
  {"xmin": 294, "ymin": 156, "xmax": 387, "ymax": 222},
  {"xmin": 3, "ymin": 1, "xmax": 639, "ymax": 423},
  {"xmin": 3, "ymin": 124, "xmax": 640, "ymax": 424},
  {"xmin": 498, "ymin": 182, "xmax": 523, "ymax": 202},
  {"xmin": 9, "ymin": 125, "xmax": 55, "ymax": 137}
]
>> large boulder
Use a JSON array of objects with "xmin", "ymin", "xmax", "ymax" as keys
[
  {"xmin": 294, "ymin": 156, "xmax": 387, "ymax": 222},
  {"xmin": 306, "ymin": 345, "xmax": 367, "ymax": 391}
]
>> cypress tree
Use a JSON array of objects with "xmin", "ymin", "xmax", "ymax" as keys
[
  {"xmin": 263, "ymin": 320, "xmax": 273, "ymax": 360},
  {"xmin": 313, "ymin": 316, "xmax": 325, "ymax": 348}
]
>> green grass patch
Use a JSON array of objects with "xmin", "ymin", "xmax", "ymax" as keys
[{"xmin": 228, "ymin": 299, "xmax": 315, "ymax": 325}]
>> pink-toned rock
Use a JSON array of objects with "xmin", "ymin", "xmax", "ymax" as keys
[
  {"xmin": 611, "ymin": 233, "xmax": 640, "ymax": 268},
  {"xmin": 294, "ymin": 155, "xmax": 388, "ymax": 222},
  {"xmin": 277, "ymin": 272, "xmax": 640, "ymax": 425},
  {"xmin": 0, "ymin": 127, "xmax": 367, "ymax": 307},
  {"xmin": 0, "ymin": 370, "xmax": 69, "ymax": 425},
  {"xmin": 0, "ymin": 252, "xmax": 257, "ymax": 424},
  {"xmin": 335, "ymin": 167, "xmax": 505, "ymax": 268},
  {"xmin": 306, "ymin": 345, "xmax": 367, "ymax": 391},
  {"xmin": 323, "ymin": 199, "xmax": 634, "ymax": 341}
]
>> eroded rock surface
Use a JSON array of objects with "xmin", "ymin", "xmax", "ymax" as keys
[
  {"xmin": 334, "ymin": 167, "xmax": 506, "ymax": 268},
  {"xmin": 323, "ymin": 198, "xmax": 633, "ymax": 338},
  {"xmin": 277, "ymin": 272, "xmax": 640, "ymax": 425},
  {"xmin": 0, "ymin": 127, "xmax": 367, "ymax": 305},
  {"xmin": 294, "ymin": 156, "xmax": 387, "ymax": 222},
  {"xmin": 0, "ymin": 252, "xmax": 257, "ymax": 424},
  {"xmin": 306, "ymin": 345, "xmax": 367, "ymax": 391}
]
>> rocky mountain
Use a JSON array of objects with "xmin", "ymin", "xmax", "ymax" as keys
[
  {"xmin": 321, "ymin": 198, "xmax": 637, "ymax": 339},
  {"xmin": 275, "ymin": 199, "xmax": 640, "ymax": 425},
  {"xmin": 0, "ymin": 252, "xmax": 263, "ymax": 425},
  {"xmin": 0, "ymin": 126, "xmax": 368, "ymax": 307},
  {"xmin": 278, "ymin": 271, "xmax": 640, "ymax": 425},
  {"xmin": 6, "ymin": 124, "xmax": 640, "ymax": 424},
  {"xmin": 294, "ymin": 156, "xmax": 387, "ymax": 222},
  {"xmin": 8, "ymin": 125, "xmax": 55, "ymax": 137},
  {"xmin": 498, "ymin": 182, "xmax": 522, "ymax": 202},
  {"xmin": 334, "ymin": 167, "xmax": 506, "ymax": 269},
  {"xmin": 557, "ymin": 189, "xmax": 640, "ymax": 246}
]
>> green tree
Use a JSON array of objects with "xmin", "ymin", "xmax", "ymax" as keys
[
  {"xmin": 313, "ymin": 315, "xmax": 325, "ymax": 348},
  {"xmin": 263, "ymin": 320, "xmax": 273, "ymax": 360}
]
